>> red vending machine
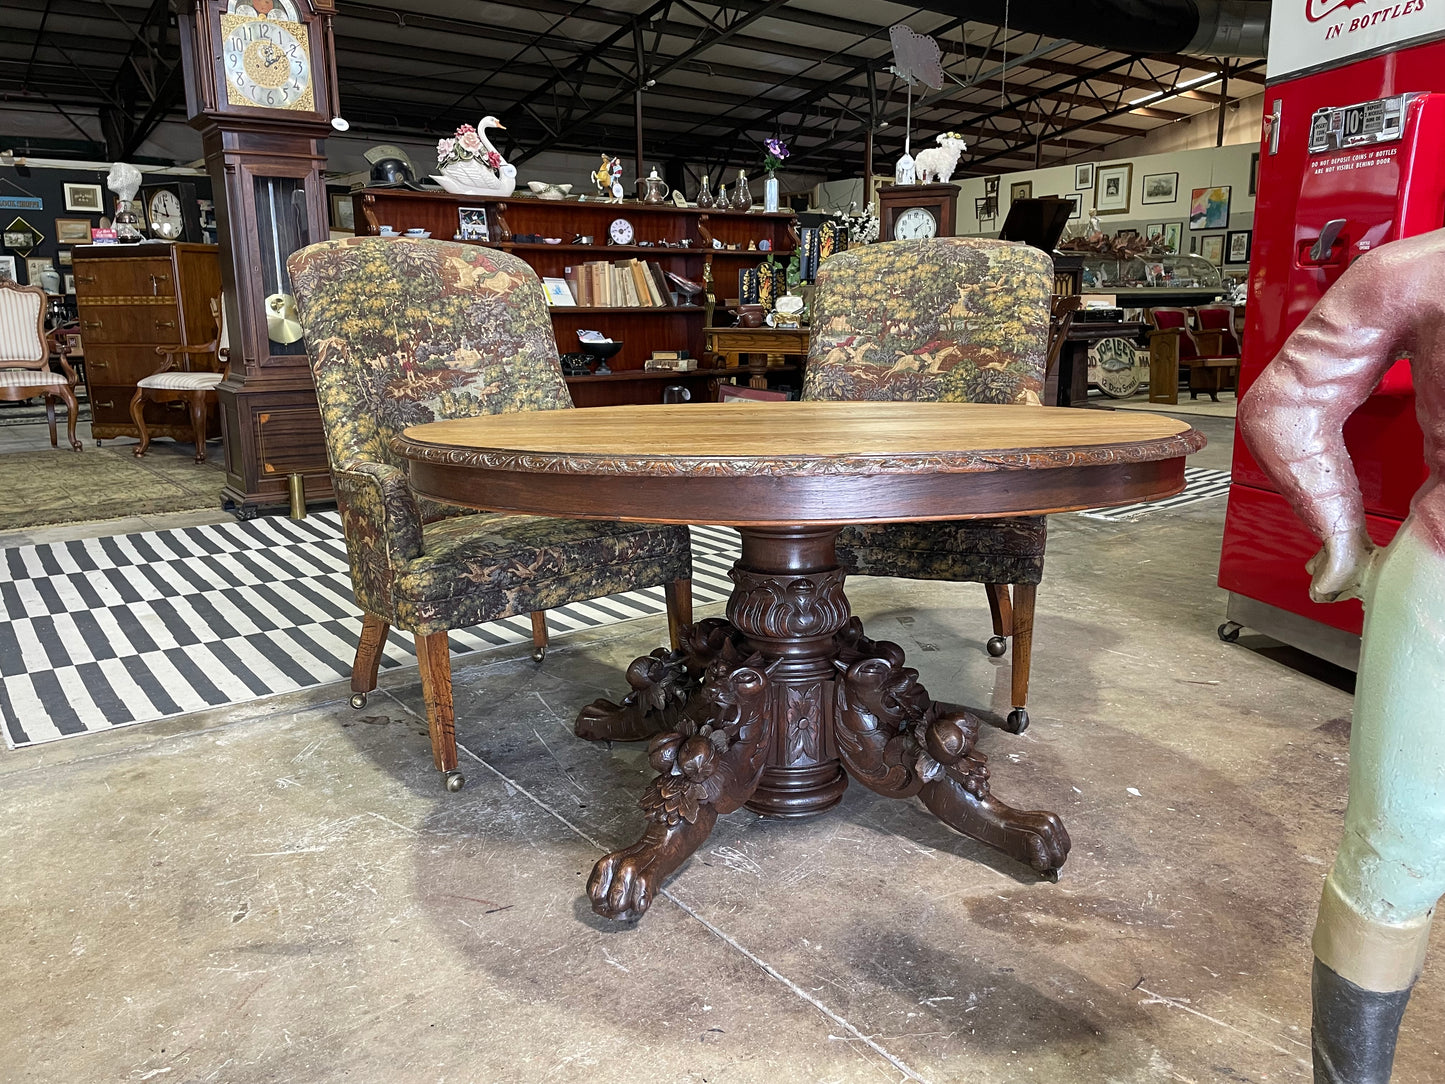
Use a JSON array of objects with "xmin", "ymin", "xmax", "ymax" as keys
[{"xmin": 1218, "ymin": 0, "xmax": 1445, "ymax": 667}]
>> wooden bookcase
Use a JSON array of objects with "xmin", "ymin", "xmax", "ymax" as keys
[{"xmin": 354, "ymin": 189, "xmax": 797, "ymax": 406}]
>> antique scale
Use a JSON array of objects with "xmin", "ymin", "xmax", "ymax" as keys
[{"xmin": 178, "ymin": 0, "xmax": 339, "ymax": 516}]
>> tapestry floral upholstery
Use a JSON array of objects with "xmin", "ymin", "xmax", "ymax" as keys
[
  {"xmin": 802, "ymin": 237, "xmax": 1051, "ymax": 586},
  {"xmin": 287, "ymin": 237, "xmax": 691, "ymax": 632}
]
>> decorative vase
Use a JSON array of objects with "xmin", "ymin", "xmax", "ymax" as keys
[
  {"xmin": 431, "ymin": 157, "xmax": 517, "ymax": 197},
  {"xmin": 763, "ymin": 172, "xmax": 779, "ymax": 213},
  {"xmin": 732, "ymin": 168, "xmax": 752, "ymax": 212},
  {"xmin": 697, "ymin": 174, "xmax": 714, "ymax": 209}
]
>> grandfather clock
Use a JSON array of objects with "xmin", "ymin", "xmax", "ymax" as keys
[{"xmin": 178, "ymin": 0, "xmax": 338, "ymax": 517}]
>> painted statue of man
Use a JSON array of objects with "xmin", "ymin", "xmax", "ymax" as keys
[{"xmin": 1239, "ymin": 227, "xmax": 1445, "ymax": 1083}]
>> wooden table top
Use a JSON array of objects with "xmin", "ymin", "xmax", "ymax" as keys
[{"xmin": 397, "ymin": 403, "xmax": 1204, "ymax": 527}]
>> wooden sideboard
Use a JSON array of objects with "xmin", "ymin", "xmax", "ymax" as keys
[
  {"xmin": 354, "ymin": 189, "xmax": 797, "ymax": 407},
  {"xmin": 72, "ymin": 243, "xmax": 223, "ymax": 443}
]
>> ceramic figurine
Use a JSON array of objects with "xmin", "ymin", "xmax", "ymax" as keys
[
  {"xmin": 731, "ymin": 168, "xmax": 752, "ymax": 212},
  {"xmin": 914, "ymin": 131, "xmax": 966, "ymax": 184},
  {"xmin": 1239, "ymin": 226, "xmax": 1445, "ymax": 1084},
  {"xmin": 432, "ymin": 117, "xmax": 517, "ymax": 197},
  {"xmin": 696, "ymin": 173, "xmax": 715, "ymax": 209},
  {"xmin": 593, "ymin": 154, "xmax": 624, "ymax": 203}
]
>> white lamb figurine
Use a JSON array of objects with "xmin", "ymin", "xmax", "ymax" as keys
[{"xmin": 914, "ymin": 132, "xmax": 967, "ymax": 184}]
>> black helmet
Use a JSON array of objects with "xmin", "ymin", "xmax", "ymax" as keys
[{"xmin": 364, "ymin": 144, "xmax": 416, "ymax": 188}]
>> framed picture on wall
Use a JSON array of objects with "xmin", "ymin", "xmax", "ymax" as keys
[
  {"xmin": 63, "ymin": 183, "xmax": 104, "ymax": 213},
  {"xmin": 25, "ymin": 257, "xmax": 52, "ymax": 286},
  {"xmin": 1200, "ymin": 234, "xmax": 1225, "ymax": 265},
  {"xmin": 1116, "ymin": 228, "xmax": 1139, "ymax": 240},
  {"xmin": 1190, "ymin": 185, "xmax": 1232, "ymax": 229},
  {"xmin": 1162, "ymin": 221, "xmax": 1183, "ymax": 253},
  {"xmin": 0, "ymin": 255, "xmax": 15, "ymax": 282},
  {"xmin": 58, "ymin": 249, "xmax": 73, "ymax": 266},
  {"xmin": 1064, "ymin": 193, "xmax": 1082, "ymax": 219},
  {"xmin": 1095, "ymin": 163, "xmax": 1132, "ymax": 214},
  {"xmin": 329, "ymin": 192, "xmax": 355, "ymax": 233},
  {"xmin": 1074, "ymin": 163, "xmax": 1095, "ymax": 191},
  {"xmin": 1227, "ymin": 229, "xmax": 1252, "ymax": 263},
  {"xmin": 1010, "ymin": 181, "xmax": 1033, "ymax": 202},
  {"xmin": 63, "ymin": 273, "xmax": 75, "ymax": 295},
  {"xmin": 54, "ymin": 218, "xmax": 93, "ymax": 245},
  {"xmin": 1141, "ymin": 171, "xmax": 1178, "ymax": 204}
]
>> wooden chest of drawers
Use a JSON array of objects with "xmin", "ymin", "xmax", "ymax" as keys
[{"xmin": 72, "ymin": 243, "xmax": 223, "ymax": 443}]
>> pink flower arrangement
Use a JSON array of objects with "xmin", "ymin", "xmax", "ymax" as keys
[{"xmin": 437, "ymin": 122, "xmax": 505, "ymax": 175}]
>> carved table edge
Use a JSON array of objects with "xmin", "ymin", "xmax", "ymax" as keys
[{"xmin": 393, "ymin": 430, "xmax": 1207, "ymax": 479}]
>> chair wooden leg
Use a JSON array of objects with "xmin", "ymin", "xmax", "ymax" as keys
[
  {"xmin": 665, "ymin": 577, "xmax": 693, "ymax": 651},
  {"xmin": 130, "ymin": 389, "xmax": 151, "ymax": 457},
  {"xmin": 1007, "ymin": 583, "xmax": 1036, "ymax": 734},
  {"xmin": 188, "ymin": 393, "xmax": 208, "ymax": 462},
  {"xmin": 55, "ymin": 384, "xmax": 81, "ymax": 451},
  {"xmin": 530, "ymin": 611, "xmax": 548, "ymax": 662},
  {"xmin": 414, "ymin": 630, "xmax": 463, "ymax": 791},
  {"xmin": 44, "ymin": 396, "xmax": 57, "ymax": 447},
  {"xmin": 984, "ymin": 583, "xmax": 1012, "ymax": 658},
  {"xmin": 349, "ymin": 613, "xmax": 389, "ymax": 708}
]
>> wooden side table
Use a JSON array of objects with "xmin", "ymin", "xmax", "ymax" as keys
[{"xmin": 705, "ymin": 325, "xmax": 809, "ymax": 391}]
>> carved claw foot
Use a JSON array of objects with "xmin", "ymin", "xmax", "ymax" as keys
[
  {"xmin": 833, "ymin": 618, "xmax": 1071, "ymax": 876},
  {"xmin": 574, "ymin": 618, "xmax": 746, "ymax": 742},
  {"xmin": 589, "ymin": 810, "xmax": 718, "ymax": 919},
  {"xmin": 588, "ymin": 656, "xmax": 773, "ymax": 922}
]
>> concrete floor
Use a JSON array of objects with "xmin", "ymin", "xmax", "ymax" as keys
[{"xmin": 1, "ymin": 412, "xmax": 1440, "ymax": 1083}]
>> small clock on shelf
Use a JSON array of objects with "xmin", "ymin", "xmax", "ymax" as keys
[
  {"xmin": 142, "ymin": 182, "xmax": 204, "ymax": 242},
  {"xmin": 878, "ymin": 183, "xmax": 959, "ymax": 243},
  {"xmin": 607, "ymin": 217, "xmax": 635, "ymax": 245}
]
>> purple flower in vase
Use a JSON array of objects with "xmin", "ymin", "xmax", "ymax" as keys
[{"xmin": 762, "ymin": 138, "xmax": 790, "ymax": 173}]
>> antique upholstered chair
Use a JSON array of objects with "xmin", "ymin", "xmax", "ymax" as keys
[
  {"xmin": 0, "ymin": 280, "xmax": 82, "ymax": 451},
  {"xmin": 288, "ymin": 237, "xmax": 693, "ymax": 792},
  {"xmin": 131, "ymin": 296, "xmax": 228, "ymax": 462},
  {"xmin": 802, "ymin": 236, "xmax": 1053, "ymax": 733}
]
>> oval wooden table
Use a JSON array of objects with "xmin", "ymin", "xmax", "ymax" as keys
[{"xmin": 398, "ymin": 402, "xmax": 1205, "ymax": 921}]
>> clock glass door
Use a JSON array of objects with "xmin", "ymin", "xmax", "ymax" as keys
[{"xmin": 253, "ymin": 174, "xmax": 311, "ymax": 354}]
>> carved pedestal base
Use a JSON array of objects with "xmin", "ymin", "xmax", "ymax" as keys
[{"xmin": 579, "ymin": 525, "xmax": 1071, "ymax": 921}]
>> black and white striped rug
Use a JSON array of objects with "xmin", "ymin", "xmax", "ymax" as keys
[
  {"xmin": 0, "ymin": 514, "xmax": 741, "ymax": 749},
  {"xmin": 1076, "ymin": 467, "xmax": 1231, "ymax": 522}
]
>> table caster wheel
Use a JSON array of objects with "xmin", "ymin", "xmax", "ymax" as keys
[
  {"xmin": 1005, "ymin": 708, "xmax": 1029, "ymax": 734},
  {"xmin": 532, "ymin": 644, "xmax": 546, "ymax": 663},
  {"xmin": 986, "ymin": 635, "xmax": 1008, "ymax": 657},
  {"xmin": 1217, "ymin": 621, "xmax": 1243, "ymax": 644},
  {"xmin": 350, "ymin": 692, "xmax": 368, "ymax": 709},
  {"xmin": 443, "ymin": 770, "xmax": 465, "ymax": 793}
]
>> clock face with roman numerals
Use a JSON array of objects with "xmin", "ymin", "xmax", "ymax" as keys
[{"xmin": 221, "ymin": 12, "xmax": 314, "ymax": 112}]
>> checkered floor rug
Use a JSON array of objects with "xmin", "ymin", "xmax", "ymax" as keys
[
  {"xmin": 0, "ymin": 514, "xmax": 741, "ymax": 749},
  {"xmin": 1076, "ymin": 467, "xmax": 1231, "ymax": 522}
]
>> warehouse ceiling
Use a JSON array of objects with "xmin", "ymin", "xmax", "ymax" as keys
[{"xmin": 1, "ymin": 0, "xmax": 1266, "ymax": 179}]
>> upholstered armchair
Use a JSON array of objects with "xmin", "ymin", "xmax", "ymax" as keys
[
  {"xmin": 288, "ymin": 237, "xmax": 693, "ymax": 791},
  {"xmin": 0, "ymin": 280, "xmax": 82, "ymax": 451},
  {"xmin": 802, "ymin": 237, "xmax": 1053, "ymax": 733}
]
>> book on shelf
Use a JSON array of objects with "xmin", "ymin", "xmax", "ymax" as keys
[
  {"xmin": 541, "ymin": 277, "xmax": 576, "ymax": 306},
  {"xmin": 645, "ymin": 352, "xmax": 697, "ymax": 371},
  {"xmin": 569, "ymin": 258, "xmax": 694, "ymax": 309}
]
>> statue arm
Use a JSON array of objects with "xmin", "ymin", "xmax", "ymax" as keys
[{"xmin": 1238, "ymin": 247, "xmax": 1416, "ymax": 599}]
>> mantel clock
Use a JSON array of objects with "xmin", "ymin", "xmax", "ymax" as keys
[
  {"xmin": 877, "ymin": 183, "xmax": 960, "ymax": 243},
  {"xmin": 178, "ymin": 0, "xmax": 340, "ymax": 517}
]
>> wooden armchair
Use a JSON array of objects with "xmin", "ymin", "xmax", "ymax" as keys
[
  {"xmin": 288, "ymin": 237, "xmax": 693, "ymax": 792},
  {"xmin": 0, "ymin": 280, "xmax": 82, "ymax": 451},
  {"xmin": 131, "ymin": 296, "xmax": 228, "ymax": 463},
  {"xmin": 1146, "ymin": 306, "xmax": 1238, "ymax": 405},
  {"xmin": 801, "ymin": 237, "xmax": 1055, "ymax": 733}
]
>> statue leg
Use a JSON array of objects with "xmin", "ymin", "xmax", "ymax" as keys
[
  {"xmin": 1312, "ymin": 523, "xmax": 1445, "ymax": 1083},
  {"xmin": 574, "ymin": 617, "xmax": 747, "ymax": 742},
  {"xmin": 588, "ymin": 654, "xmax": 773, "ymax": 920},
  {"xmin": 833, "ymin": 620, "xmax": 1070, "ymax": 876}
]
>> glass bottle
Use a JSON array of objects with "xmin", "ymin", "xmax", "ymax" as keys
[
  {"xmin": 732, "ymin": 168, "xmax": 753, "ymax": 211},
  {"xmin": 696, "ymin": 173, "xmax": 714, "ymax": 209}
]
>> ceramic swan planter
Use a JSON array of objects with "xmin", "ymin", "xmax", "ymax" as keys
[{"xmin": 432, "ymin": 116, "xmax": 517, "ymax": 197}]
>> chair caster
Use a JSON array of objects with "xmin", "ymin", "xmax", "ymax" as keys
[
  {"xmin": 1005, "ymin": 708, "xmax": 1029, "ymax": 734},
  {"xmin": 443, "ymin": 770, "xmax": 465, "ymax": 793},
  {"xmin": 986, "ymin": 635, "xmax": 1008, "ymax": 657},
  {"xmin": 532, "ymin": 644, "xmax": 546, "ymax": 663},
  {"xmin": 1217, "ymin": 621, "xmax": 1243, "ymax": 644},
  {"xmin": 350, "ymin": 692, "xmax": 368, "ymax": 709}
]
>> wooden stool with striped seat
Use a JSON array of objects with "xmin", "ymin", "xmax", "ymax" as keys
[{"xmin": 130, "ymin": 296, "xmax": 228, "ymax": 463}]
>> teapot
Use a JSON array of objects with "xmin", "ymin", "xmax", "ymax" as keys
[
  {"xmin": 635, "ymin": 168, "xmax": 671, "ymax": 204},
  {"xmin": 731, "ymin": 304, "xmax": 766, "ymax": 328}
]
